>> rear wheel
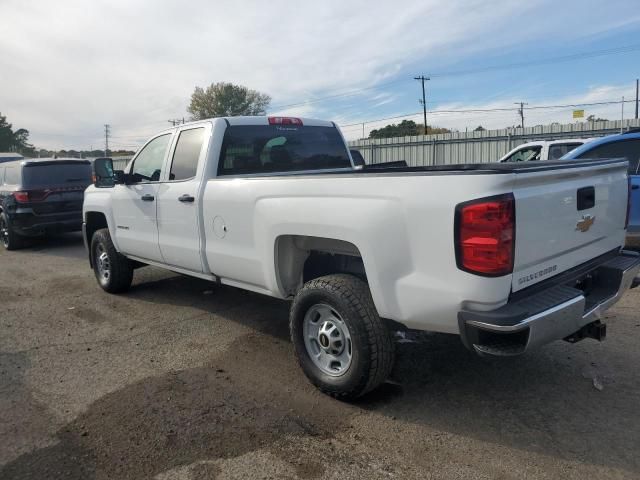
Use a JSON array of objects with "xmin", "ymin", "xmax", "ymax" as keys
[
  {"xmin": 91, "ymin": 228, "xmax": 133, "ymax": 293},
  {"xmin": 290, "ymin": 274, "xmax": 395, "ymax": 400},
  {"xmin": 0, "ymin": 212, "xmax": 25, "ymax": 251}
]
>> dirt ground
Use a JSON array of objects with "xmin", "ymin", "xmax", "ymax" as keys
[{"xmin": 1, "ymin": 232, "xmax": 639, "ymax": 479}]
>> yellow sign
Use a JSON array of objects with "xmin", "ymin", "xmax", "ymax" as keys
[{"xmin": 573, "ymin": 109, "xmax": 585, "ymax": 119}]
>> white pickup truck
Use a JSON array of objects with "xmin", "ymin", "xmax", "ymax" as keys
[{"xmin": 83, "ymin": 116, "xmax": 640, "ymax": 399}]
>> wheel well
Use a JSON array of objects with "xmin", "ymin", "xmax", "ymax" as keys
[
  {"xmin": 85, "ymin": 212, "xmax": 108, "ymax": 266},
  {"xmin": 275, "ymin": 235, "xmax": 366, "ymax": 296}
]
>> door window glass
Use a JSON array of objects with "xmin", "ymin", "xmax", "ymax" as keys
[
  {"xmin": 4, "ymin": 166, "xmax": 20, "ymax": 185},
  {"xmin": 130, "ymin": 134, "xmax": 171, "ymax": 183},
  {"xmin": 169, "ymin": 128, "xmax": 205, "ymax": 181},
  {"xmin": 504, "ymin": 146, "xmax": 542, "ymax": 163},
  {"xmin": 576, "ymin": 139, "xmax": 640, "ymax": 175}
]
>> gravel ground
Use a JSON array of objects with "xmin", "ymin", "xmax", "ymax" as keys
[{"xmin": 1, "ymin": 232, "xmax": 639, "ymax": 479}]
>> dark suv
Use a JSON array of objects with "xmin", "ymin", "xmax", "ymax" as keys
[{"xmin": 0, "ymin": 158, "xmax": 92, "ymax": 250}]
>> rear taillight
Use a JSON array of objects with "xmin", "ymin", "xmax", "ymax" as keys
[
  {"xmin": 626, "ymin": 177, "xmax": 631, "ymax": 229},
  {"xmin": 12, "ymin": 191, "xmax": 29, "ymax": 203},
  {"xmin": 455, "ymin": 194, "xmax": 515, "ymax": 276},
  {"xmin": 11, "ymin": 188, "xmax": 81, "ymax": 203},
  {"xmin": 268, "ymin": 116, "xmax": 303, "ymax": 126}
]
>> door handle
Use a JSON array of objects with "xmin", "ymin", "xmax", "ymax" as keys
[
  {"xmin": 178, "ymin": 194, "xmax": 195, "ymax": 203},
  {"xmin": 632, "ymin": 185, "xmax": 639, "ymax": 190},
  {"xmin": 141, "ymin": 194, "xmax": 155, "ymax": 202}
]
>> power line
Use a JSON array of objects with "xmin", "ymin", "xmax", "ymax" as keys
[{"xmin": 339, "ymin": 99, "xmax": 638, "ymax": 129}]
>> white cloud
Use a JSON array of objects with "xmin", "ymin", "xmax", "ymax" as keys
[{"xmin": 0, "ymin": 0, "xmax": 637, "ymax": 149}]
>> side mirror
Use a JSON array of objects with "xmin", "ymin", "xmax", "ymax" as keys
[{"xmin": 94, "ymin": 157, "xmax": 115, "ymax": 188}]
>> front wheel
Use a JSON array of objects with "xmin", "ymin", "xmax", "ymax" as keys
[
  {"xmin": 290, "ymin": 274, "xmax": 395, "ymax": 400},
  {"xmin": 0, "ymin": 212, "xmax": 25, "ymax": 251},
  {"xmin": 91, "ymin": 228, "xmax": 133, "ymax": 293}
]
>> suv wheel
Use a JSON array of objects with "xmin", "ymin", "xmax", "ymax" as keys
[
  {"xmin": 0, "ymin": 212, "xmax": 25, "ymax": 250},
  {"xmin": 290, "ymin": 274, "xmax": 395, "ymax": 400},
  {"xmin": 91, "ymin": 228, "xmax": 133, "ymax": 293}
]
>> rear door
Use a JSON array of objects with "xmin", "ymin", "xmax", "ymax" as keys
[
  {"xmin": 111, "ymin": 133, "xmax": 172, "ymax": 262},
  {"xmin": 156, "ymin": 125, "xmax": 209, "ymax": 272},
  {"xmin": 511, "ymin": 160, "xmax": 628, "ymax": 292}
]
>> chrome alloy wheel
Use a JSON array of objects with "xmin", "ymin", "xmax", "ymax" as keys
[
  {"xmin": 0, "ymin": 217, "xmax": 9, "ymax": 248},
  {"xmin": 303, "ymin": 303, "xmax": 352, "ymax": 376},
  {"xmin": 95, "ymin": 243, "xmax": 111, "ymax": 283}
]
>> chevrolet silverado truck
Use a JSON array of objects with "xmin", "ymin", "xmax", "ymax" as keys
[{"xmin": 83, "ymin": 116, "xmax": 640, "ymax": 399}]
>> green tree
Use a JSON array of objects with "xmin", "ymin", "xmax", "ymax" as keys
[
  {"xmin": 187, "ymin": 82, "xmax": 271, "ymax": 119},
  {"xmin": 0, "ymin": 113, "xmax": 34, "ymax": 154},
  {"xmin": 474, "ymin": 125, "xmax": 486, "ymax": 132},
  {"xmin": 0, "ymin": 113, "xmax": 14, "ymax": 151},
  {"xmin": 369, "ymin": 120, "xmax": 451, "ymax": 139},
  {"xmin": 587, "ymin": 115, "xmax": 609, "ymax": 122}
]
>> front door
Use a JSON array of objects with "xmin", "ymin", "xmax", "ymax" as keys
[
  {"xmin": 157, "ymin": 126, "xmax": 207, "ymax": 272},
  {"xmin": 111, "ymin": 133, "xmax": 172, "ymax": 262}
]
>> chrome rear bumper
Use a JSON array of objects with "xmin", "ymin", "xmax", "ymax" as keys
[{"xmin": 459, "ymin": 251, "xmax": 640, "ymax": 356}]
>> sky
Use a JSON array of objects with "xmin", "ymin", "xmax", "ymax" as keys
[{"xmin": 1, "ymin": 0, "xmax": 640, "ymax": 151}]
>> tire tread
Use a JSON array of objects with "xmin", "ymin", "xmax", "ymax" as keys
[{"xmin": 290, "ymin": 273, "xmax": 395, "ymax": 400}]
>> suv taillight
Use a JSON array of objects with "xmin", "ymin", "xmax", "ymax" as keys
[
  {"xmin": 12, "ymin": 191, "xmax": 29, "ymax": 203},
  {"xmin": 12, "ymin": 190, "xmax": 52, "ymax": 203},
  {"xmin": 455, "ymin": 194, "xmax": 515, "ymax": 276}
]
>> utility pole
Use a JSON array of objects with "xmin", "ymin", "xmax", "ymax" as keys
[
  {"xmin": 514, "ymin": 102, "xmax": 528, "ymax": 129},
  {"xmin": 168, "ymin": 118, "xmax": 186, "ymax": 126},
  {"xmin": 104, "ymin": 124, "xmax": 110, "ymax": 157},
  {"xmin": 414, "ymin": 75, "xmax": 430, "ymax": 135},
  {"xmin": 635, "ymin": 78, "xmax": 638, "ymax": 120},
  {"xmin": 621, "ymin": 96, "xmax": 625, "ymax": 133}
]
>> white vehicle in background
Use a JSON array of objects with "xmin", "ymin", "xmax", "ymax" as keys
[
  {"xmin": 500, "ymin": 139, "xmax": 592, "ymax": 163},
  {"xmin": 82, "ymin": 116, "xmax": 639, "ymax": 399}
]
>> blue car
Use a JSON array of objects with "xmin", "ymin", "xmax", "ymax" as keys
[{"xmin": 562, "ymin": 130, "xmax": 640, "ymax": 248}]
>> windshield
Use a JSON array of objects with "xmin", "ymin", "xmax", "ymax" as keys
[{"xmin": 219, "ymin": 125, "xmax": 351, "ymax": 175}]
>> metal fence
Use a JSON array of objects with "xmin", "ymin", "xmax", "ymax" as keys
[
  {"xmin": 112, "ymin": 156, "xmax": 132, "ymax": 170},
  {"xmin": 347, "ymin": 119, "xmax": 640, "ymax": 166}
]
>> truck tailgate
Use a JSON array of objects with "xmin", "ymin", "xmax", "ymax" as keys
[{"xmin": 511, "ymin": 159, "xmax": 628, "ymax": 292}]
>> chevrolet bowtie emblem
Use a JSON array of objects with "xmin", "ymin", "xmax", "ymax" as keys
[{"xmin": 576, "ymin": 214, "xmax": 595, "ymax": 232}]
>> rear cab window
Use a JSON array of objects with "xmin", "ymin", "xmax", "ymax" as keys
[
  {"xmin": 22, "ymin": 162, "xmax": 92, "ymax": 188},
  {"xmin": 218, "ymin": 125, "xmax": 351, "ymax": 176},
  {"xmin": 548, "ymin": 143, "xmax": 583, "ymax": 160}
]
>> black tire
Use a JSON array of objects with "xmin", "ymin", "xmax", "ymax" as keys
[
  {"xmin": 290, "ymin": 274, "xmax": 395, "ymax": 400},
  {"xmin": 91, "ymin": 228, "xmax": 133, "ymax": 293},
  {"xmin": 0, "ymin": 212, "xmax": 25, "ymax": 251}
]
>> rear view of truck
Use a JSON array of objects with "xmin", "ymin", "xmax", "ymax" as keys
[{"xmin": 457, "ymin": 159, "xmax": 639, "ymax": 356}]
